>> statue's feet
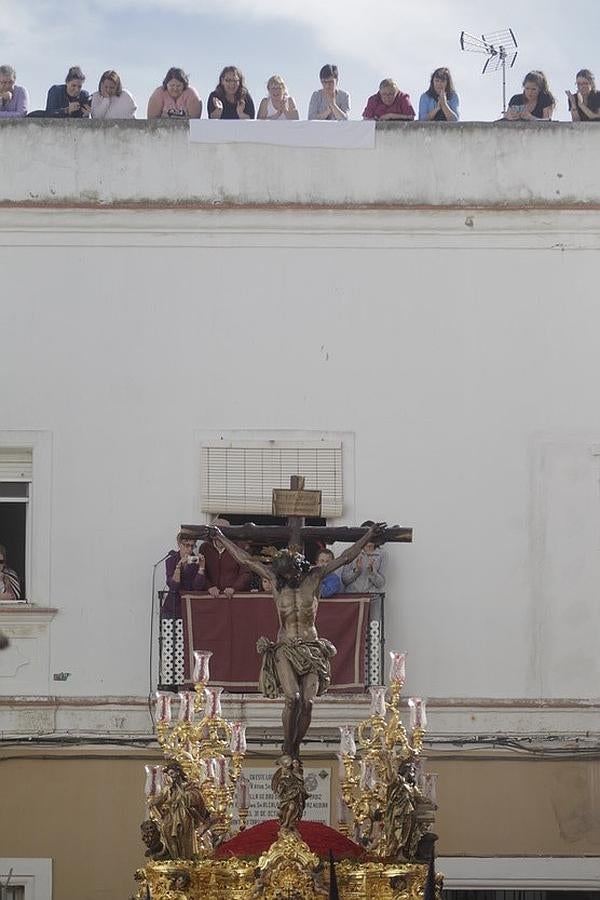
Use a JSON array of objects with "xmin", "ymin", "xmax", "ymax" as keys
[{"xmin": 276, "ymin": 753, "xmax": 293, "ymax": 769}]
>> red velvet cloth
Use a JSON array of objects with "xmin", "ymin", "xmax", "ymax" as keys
[
  {"xmin": 215, "ymin": 819, "xmax": 365, "ymax": 859},
  {"xmin": 181, "ymin": 593, "xmax": 370, "ymax": 692}
]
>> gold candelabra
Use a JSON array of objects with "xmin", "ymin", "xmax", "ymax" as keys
[
  {"xmin": 338, "ymin": 651, "xmax": 437, "ymax": 860},
  {"xmin": 148, "ymin": 650, "xmax": 250, "ymax": 842}
]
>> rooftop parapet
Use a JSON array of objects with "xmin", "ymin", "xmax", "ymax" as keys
[{"xmin": 0, "ymin": 119, "xmax": 598, "ymax": 208}]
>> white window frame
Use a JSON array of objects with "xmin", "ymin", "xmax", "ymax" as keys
[
  {"xmin": 195, "ymin": 429, "xmax": 356, "ymax": 523},
  {"xmin": 0, "ymin": 858, "xmax": 52, "ymax": 900},
  {"xmin": 0, "ymin": 432, "xmax": 52, "ymax": 606},
  {"xmin": 438, "ymin": 856, "xmax": 600, "ymax": 890}
]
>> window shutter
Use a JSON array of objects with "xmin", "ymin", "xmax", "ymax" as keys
[
  {"xmin": 0, "ymin": 448, "xmax": 33, "ymax": 480},
  {"xmin": 201, "ymin": 442, "xmax": 343, "ymax": 517}
]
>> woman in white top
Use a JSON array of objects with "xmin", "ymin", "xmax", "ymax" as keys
[
  {"xmin": 257, "ymin": 75, "xmax": 299, "ymax": 120},
  {"xmin": 91, "ymin": 70, "xmax": 137, "ymax": 119}
]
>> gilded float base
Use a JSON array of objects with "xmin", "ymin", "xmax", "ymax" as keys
[{"xmin": 133, "ymin": 830, "xmax": 442, "ymax": 900}]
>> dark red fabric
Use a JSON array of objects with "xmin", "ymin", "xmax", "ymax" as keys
[
  {"xmin": 198, "ymin": 541, "xmax": 252, "ymax": 592},
  {"xmin": 181, "ymin": 593, "xmax": 370, "ymax": 692},
  {"xmin": 215, "ymin": 819, "xmax": 365, "ymax": 859}
]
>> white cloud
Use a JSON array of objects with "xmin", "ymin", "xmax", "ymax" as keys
[{"xmin": 1, "ymin": 0, "xmax": 593, "ymax": 119}]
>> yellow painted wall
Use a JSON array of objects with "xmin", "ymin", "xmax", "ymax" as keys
[{"xmin": 1, "ymin": 750, "xmax": 598, "ymax": 900}]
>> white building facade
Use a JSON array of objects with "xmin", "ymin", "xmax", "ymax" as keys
[{"xmin": 0, "ymin": 119, "xmax": 598, "ymax": 899}]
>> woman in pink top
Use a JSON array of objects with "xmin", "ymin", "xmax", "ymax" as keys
[
  {"xmin": 147, "ymin": 67, "xmax": 202, "ymax": 119},
  {"xmin": 362, "ymin": 78, "xmax": 415, "ymax": 121}
]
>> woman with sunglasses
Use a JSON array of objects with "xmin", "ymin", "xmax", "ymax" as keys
[
  {"xmin": 207, "ymin": 66, "xmax": 255, "ymax": 119},
  {"xmin": 567, "ymin": 69, "xmax": 600, "ymax": 121},
  {"xmin": 418, "ymin": 67, "xmax": 459, "ymax": 121},
  {"xmin": 0, "ymin": 545, "xmax": 21, "ymax": 601}
]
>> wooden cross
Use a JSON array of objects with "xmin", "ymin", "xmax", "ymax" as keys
[{"xmin": 182, "ymin": 476, "xmax": 412, "ymax": 552}]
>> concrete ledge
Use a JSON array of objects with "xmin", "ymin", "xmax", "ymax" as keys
[{"xmin": 1, "ymin": 119, "xmax": 599, "ymax": 208}]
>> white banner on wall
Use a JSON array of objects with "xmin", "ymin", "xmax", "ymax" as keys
[
  {"xmin": 189, "ymin": 120, "xmax": 376, "ymax": 149},
  {"xmin": 243, "ymin": 766, "xmax": 332, "ymax": 826}
]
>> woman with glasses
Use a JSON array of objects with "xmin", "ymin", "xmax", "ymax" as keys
[
  {"xmin": 418, "ymin": 67, "xmax": 459, "ymax": 121},
  {"xmin": 567, "ymin": 69, "xmax": 600, "ymax": 121},
  {"xmin": 207, "ymin": 66, "xmax": 255, "ymax": 119},
  {"xmin": 0, "ymin": 545, "xmax": 21, "ymax": 601},
  {"xmin": 308, "ymin": 64, "xmax": 350, "ymax": 120},
  {"xmin": 147, "ymin": 67, "xmax": 202, "ymax": 119},
  {"xmin": 257, "ymin": 75, "xmax": 299, "ymax": 120}
]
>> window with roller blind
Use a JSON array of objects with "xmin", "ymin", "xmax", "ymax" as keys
[
  {"xmin": 200, "ymin": 441, "xmax": 343, "ymax": 518},
  {"xmin": 0, "ymin": 448, "xmax": 32, "ymax": 600}
]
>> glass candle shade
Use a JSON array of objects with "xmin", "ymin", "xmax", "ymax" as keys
[
  {"xmin": 368, "ymin": 685, "xmax": 387, "ymax": 718},
  {"xmin": 192, "ymin": 650, "xmax": 213, "ymax": 684},
  {"xmin": 155, "ymin": 691, "xmax": 172, "ymax": 723},
  {"xmin": 230, "ymin": 721, "xmax": 247, "ymax": 754},
  {"xmin": 389, "ymin": 651, "xmax": 406, "ymax": 683},
  {"xmin": 144, "ymin": 764, "xmax": 164, "ymax": 797},
  {"xmin": 204, "ymin": 686, "xmax": 223, "ymax": 718},
  {"xmin": 339, "ymin": 724, "xmax": 357, "ymax": 757},
  {"xmin": 408, "ymin": 697, "xmax": 427, "ymax": 730},
  {"xmin": 177, "ymin": 691, "xmax": 196, "ymax": 723},
  {"xmin": 359, "ymin": 759, "xmax": 378, "ymax": 792},
  {"xmin": 235, "ymin": 774, "xmax": 250, "ymax": 809},
  {"xmin": 215, "ymin": 756, "xmax": 229, "ymax": 787},
  {"xmin": 418, "ymin": 771, "xmax": 438, "ymax": 804}
]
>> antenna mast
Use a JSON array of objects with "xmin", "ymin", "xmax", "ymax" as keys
[{"xmin": 460, "ymin": 28, "xmax": 518, "ymax": 112}]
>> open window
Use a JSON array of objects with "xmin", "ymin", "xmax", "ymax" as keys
[{"xmin": 0, "ymin": 449, "xmax": 32, "ymax": 600}]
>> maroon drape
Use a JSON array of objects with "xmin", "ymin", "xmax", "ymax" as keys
[{"xmin": 181, "ymin": 592, "xmax": 370, "ymax": 692}]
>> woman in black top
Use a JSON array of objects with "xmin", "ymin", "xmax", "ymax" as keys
[
  {"xmin": 505, "ymin": 70, "xmax": 555, "ymax": 121},
  {"xmin": 567, "ymin": 69, "xmax": 600, "ymax": 121},
  {"xmin": 207, "ymin": 66, "xmax": 255, "ymax": 120}
]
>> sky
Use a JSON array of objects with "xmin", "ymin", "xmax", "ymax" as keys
[{"xmin": 0, "ymin": 0, "xmax": 598, "ymax": 121}]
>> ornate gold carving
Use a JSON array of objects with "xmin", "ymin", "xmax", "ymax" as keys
[{"xmin": 132, "ymin": 856, "xmax": 442, "ymax": 900}]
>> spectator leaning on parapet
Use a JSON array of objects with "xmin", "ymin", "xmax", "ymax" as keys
[
  {"xmin": 27, "ymin": 66, "xmax": 91, "ymax": 118},
  {"xmin": 0, "ymin": 65, "xmax": 28, "ymax": 118},
  {"xmin": 198, "ymin": 518, "xmax": 252, "ymax": 596},
  {"xmin": 91, "ymin": 70, "xmax": 137, "ymax": 119},
  {"xmin": 504, "ymin": 70, "xmax": 555, "ymax": 121},
  {"xmin": 567, "ymin": 69, "xmax": 600, "ymax": 121},
  {"xmin": 147, "ymin": 68, "xmax": 202, "ymax": 119},
  {"xmin": 418, "ymin": 67, "xmax": 459, "ymax": 121},
  {"xmin": 308, "ymin": 64, "xmax": 350, "ymax": 121},
  {"xmin": 257, "ymin": 75, "xmax": 299, "ymax": 120},
  {"xmin": 363, "ymin": 78, "xmax": 415, "ymax": 121},
  {"xmin": 207, "ymin": 66, "xmax": 255, "ymax": 120}
]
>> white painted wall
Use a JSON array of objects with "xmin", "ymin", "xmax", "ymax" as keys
[
  {"xmin": 0, "ymin": 124, "xmax": 599, "ymax": 720},
  {"xmin": 0, "ymin": 118, "xmax": 599, "ymax": 206}
]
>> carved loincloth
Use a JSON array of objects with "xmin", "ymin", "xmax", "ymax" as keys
[{"xmin": 256, "ymin": 637, "xmax": 337, "ymax": 699}]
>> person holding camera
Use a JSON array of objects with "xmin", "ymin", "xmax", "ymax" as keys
[
  {"xmin": 42, "ymin": 66, "xmax": 91, "ymax": 118},
  {"xmin": 147, "ymin": 68, "xmax": 202, "ymax": 119},
  {"xmin": 163, "ymin": 531, "xmax": 207, "ymax": 616}
]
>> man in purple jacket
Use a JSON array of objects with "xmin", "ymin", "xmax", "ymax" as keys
[{"xmin": 0, "ymin": 66, "xmax": 28, "ymax": 117}]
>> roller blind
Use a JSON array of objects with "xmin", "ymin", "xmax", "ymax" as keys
[
  {"xmin": 201, "ymin": 441, "xmax": 343, "ymax": 516},
  {"xmin": 0, "ymin": 448, "xmax": 32, "ymax": 480}
]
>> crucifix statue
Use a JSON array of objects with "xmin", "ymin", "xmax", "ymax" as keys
[{"xmin": 185, "ymin": 476, "xmax": 412, "ymax": 829}]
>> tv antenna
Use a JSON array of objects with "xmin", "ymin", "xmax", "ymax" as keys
[{"xmin": 460, "ymin": 28, "xmax": 518, "ymax": 112}]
